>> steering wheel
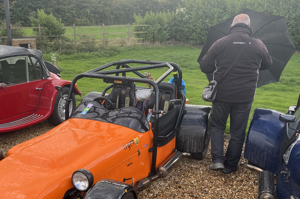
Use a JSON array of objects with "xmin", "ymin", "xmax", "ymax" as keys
[{"xmin": 93, "ymin": 96, "xmax": 114, "ymax": 110}]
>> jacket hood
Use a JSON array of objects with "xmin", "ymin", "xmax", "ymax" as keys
[{"xmin": 228, "ymin": 23, "xmax": 252, "ymax": 35}]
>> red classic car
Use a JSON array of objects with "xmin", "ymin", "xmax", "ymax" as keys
[{"xmin": 0, "ymin": 45, "xmax": 81, "ymax": 133}]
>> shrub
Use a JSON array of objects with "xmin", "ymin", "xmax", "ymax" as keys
[
  {"xmin": 0, "ymin": 21, "xmax": 25, "ymax": 45},
  {"xmin": 31, "ymin": 9, "xmax": 65, "ymax": 37},
  {"xmin": 134, "ymin": 0, "xmax": 300, "ymax": 49},
  {"xmin": 134, "ymin": 11, "xmax": 171, "ymax": 43},
  {"xmin": 77, "ymin": 35, "xmax": 98, "ymax": 53}
]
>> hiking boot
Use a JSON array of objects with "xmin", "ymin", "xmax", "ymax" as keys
[
  {"xmin": 221, "ymin": 167, "xmax": 238, "ymax": 174},
  {"xmin": 209, "ymin": 162, "xmax": 224, "ymax": 170}
]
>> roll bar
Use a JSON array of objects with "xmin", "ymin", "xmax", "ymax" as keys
[{"xmin": 65, "ymin": 60, "xmax": 186, "ymax": 176}]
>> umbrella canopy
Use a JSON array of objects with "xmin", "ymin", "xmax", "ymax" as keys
[{"xmin": 197, "ymin": 9, "xmax": 296, "ymax": 87}]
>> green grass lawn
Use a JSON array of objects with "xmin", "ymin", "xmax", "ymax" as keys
[{"xmin": 43, "ymin": 46, "xmax": 300, "ymax": 133}]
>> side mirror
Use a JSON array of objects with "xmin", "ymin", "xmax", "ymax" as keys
[
  {"xmin": 287, "ymin": 105, "xmax": 296, "ymax": 115},
  {"xmin": 279, "ymin": 114, "xmax": 296, "ymax": 123},
  {"xmin": 55, "ymin": 86, "xmax": 62, "ymax": 91}
]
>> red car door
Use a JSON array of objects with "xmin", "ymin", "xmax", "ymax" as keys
[{"xmin": 0, "ymin": 56, "xmax": 48, "ymax": 123}]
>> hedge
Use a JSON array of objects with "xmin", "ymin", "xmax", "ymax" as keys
[{"xmin": 134, "ymin": 0, "xmax": 300, "ymax": 50}]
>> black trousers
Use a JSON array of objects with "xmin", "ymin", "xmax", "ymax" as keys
[{"xmin": 211, "ymin": 100, "xmax": 253, "ymax": 168}]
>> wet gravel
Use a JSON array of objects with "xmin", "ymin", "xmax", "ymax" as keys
[{"xmin": 0, "ymin": 121, "xmax": 259, "ymax": 198}]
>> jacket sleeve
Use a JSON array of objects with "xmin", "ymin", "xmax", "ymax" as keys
[
  {"xmin": 199, "ymin": 42, "xmax": 218, "ymax": 73},
  {"xmin": 259, "ymin": 41, "xmax": 272, "ymax": 70}
]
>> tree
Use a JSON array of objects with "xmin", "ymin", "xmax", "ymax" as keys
[
  {"xmin": 31, "ymin": 9, "xmax": 65, "ymax": 36},
  {"xmin": 0, "ymin": 21, "xmax": 24, "ymax": 45}
]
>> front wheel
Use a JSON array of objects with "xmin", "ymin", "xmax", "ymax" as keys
[
  {"xmin": 122, "ymin": 192, "xmax": 136, "ymax": 199},
  {"xmin": 48, "ymin": 87, "xmax": 76, "ymax": 126}
]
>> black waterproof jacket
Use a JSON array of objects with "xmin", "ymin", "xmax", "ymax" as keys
[{"xmin": 200, "ymin": 23, "xmax": 272, "ymax": 103}]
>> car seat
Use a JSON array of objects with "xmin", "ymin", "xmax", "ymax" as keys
[
  {"xmin": 143, "ymin": 82, "xmax": 177, "ymax": 116},
  {"xmin": 143, "ymin": 82, "xmax": 182, "ymax": 146},
  {"xmin": 14, "ymin": 60, "xmax": 27, "ymax": 83},
  {"xmin": 105, "ymin": 82, "xmax": 137, "ymax": 110},
  {"xmin": 1, "ymin": 60, "xmax": 12, "ymax": 83}
]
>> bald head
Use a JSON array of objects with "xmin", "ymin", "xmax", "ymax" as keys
[{"xmin": 231, "ymin": 14, "xmax": 250, "ymax": 27}]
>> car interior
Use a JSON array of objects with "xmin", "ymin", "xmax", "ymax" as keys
[
  {"xmin": 14, "ymin": 60, "xmax": 27, "ymax": 83},
  {"xmin": 28, "ymin": 57, "xmax": 42, "ymax": 81},
  {"xmin": 71, "ymin": 80, "xmax": 182, "ymax": 141},
  {"xmin": 1, "ymin": 59, "xmax": 27, "ymax": 84},
  {"xmin": 1, "ymin": 60, "xmax": 12, "ymax": 83},
  {"xmin": 105, "ymin": 81, "xmax": 137, "ymax": 110}
]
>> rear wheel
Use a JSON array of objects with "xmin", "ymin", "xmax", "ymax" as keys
[
  {"xmin": 191, "ymin": 146, "xmax": 208, "ymax": 160},
  {"xmin": 176, "ymin": 105, "xmax": 211, "ymax": 160},
  {"xmin": 191, "ymin": 111, "xmax": 212, "ymax": 160},
  {"xmin": 48, "ymin": 87, "xmax": 76, "ymax": 125}
]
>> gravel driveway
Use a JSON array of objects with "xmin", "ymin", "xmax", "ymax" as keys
[{"xmin": 0, "ymin": 121, "xmax": 260, "ymax": 198}]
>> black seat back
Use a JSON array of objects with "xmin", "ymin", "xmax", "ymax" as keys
[
  {"xmin": 106, "ymin": 82, "xmax": 137, "ymax": 110},
  {"xmin": 14, "ymin": 60, "xmax": 27, "ymax": 83},
  {"xmin": 143, "ymin": 82, "xmax": 177, "ymax": 116},
  {"xmin": 1, "ymin": 60, "xmax": 11, "ymax": 82}
]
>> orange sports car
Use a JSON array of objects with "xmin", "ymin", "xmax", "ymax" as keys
[{"xmin": 0, "ymin": 60, "xmax": 211, "ymax": 199}]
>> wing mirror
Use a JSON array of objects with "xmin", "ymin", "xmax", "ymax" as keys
[
  {"xmin": 55, "ymin": 86, "xmax": 62, "ymax": 91},
  {"xmin": 279, "ymin": 114, "xmax": 296, "ymax": 123}
]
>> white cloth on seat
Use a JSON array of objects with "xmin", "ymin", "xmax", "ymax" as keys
[{"xmin": 136, "ymin": 88, "xmax": 153, "ymax": 101}]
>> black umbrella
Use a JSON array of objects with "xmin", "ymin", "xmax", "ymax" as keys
[{"xmin": 197, "ymin": 9, "xmax": 296, "ymax": 87}]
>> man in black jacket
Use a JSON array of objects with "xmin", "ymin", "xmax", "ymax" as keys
[{"xmin": 199, "ymin": 14, "xmax": 272, "ymax": 174}]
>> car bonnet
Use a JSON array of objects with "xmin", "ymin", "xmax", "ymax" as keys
[{"xmin": 0, "ymin": 118, "xmax": 147, "ymax": 198}]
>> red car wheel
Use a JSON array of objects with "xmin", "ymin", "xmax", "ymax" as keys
[{"xmin": 48, "ymin": 87, "xmax": 76, "ymax": 125}]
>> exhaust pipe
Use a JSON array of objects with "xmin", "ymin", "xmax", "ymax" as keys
[
  {"xmin": 258, "ymin": 171, "xmax": 275, "ymax": 199},
  {"xmin": 136, "ymin": 151, "xmax": 182, "ymax": 191},
  {"xmin": 246, "ymin": 164, "xmax": 263, "ymax": 172}
]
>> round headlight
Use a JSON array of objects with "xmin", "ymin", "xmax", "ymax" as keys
[{"xmin": 72, "ymin": 169, "xmax": 94, "ymax": 192}]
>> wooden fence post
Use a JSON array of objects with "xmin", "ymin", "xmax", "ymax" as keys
[
  {"xmin": 127, "ymin": 23, "xmax": 130, "ymax": 44},
  {"xmin": 56, "ymin": 54, "xmax": 58, "ymax": 67},
  {"xmin": 73, "ymin": 24, "xmax": 77, "ymax": 54},
  {"xmin": 102, "ymin": 24, "xmax": 105, "ymax": 46},
  {"xmin": 38, "ymin": 24, "xmax": 41, "ymax": 36}
]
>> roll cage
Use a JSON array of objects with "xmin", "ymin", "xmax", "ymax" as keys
[{"xmin": 65, "ymin": 60, "xmax": 186, "ymax": 176}]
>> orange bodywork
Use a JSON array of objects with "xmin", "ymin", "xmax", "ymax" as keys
[{"xmin": 0, "ymin": 118, "xmax": 176, "ymax": 198}]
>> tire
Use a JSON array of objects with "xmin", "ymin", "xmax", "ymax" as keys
[
  {"xmin": 48, "ymin": 87, "xmax": 76, "ymax": 126},
  {"xmin": 191, "ymin": 112, "xmax": 212, "ymax": 160},
  {"xmin": 176, "ymin": 105, "xmax": 211, "ymax": 160},
  {"xmin": 191, "ymin": 146, "xmax": 208, "ymax": 160},
  {"xmin": 122, "ymin": 192, "xmax": 136, "ymax": 199},
  {"xmin": 44, "ymin": 61, "xmax": 60, "ymax": 75},
  {"xmin": 85, "ymin": 180, "xmax": 137, "ymax": 199}
]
